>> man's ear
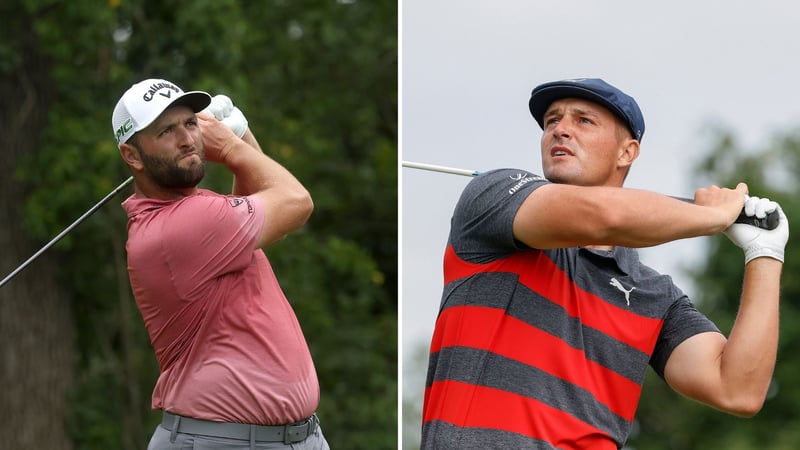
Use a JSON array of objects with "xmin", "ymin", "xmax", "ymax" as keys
[
  {"xmin": 119, "ymin": 143, "xmax": 144, "ymax": 171},
  {"xmin": 617, "ymin": 138, "xmax": 640, "ymax": 170}
]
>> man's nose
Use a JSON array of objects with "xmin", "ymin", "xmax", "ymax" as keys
[
  {"xmin": 551, "ymin": 119, "xmax": 571, "ymax": 138},
  {"xmin": 176, "ymin": 126, "xmax": 196, "ymax": 147}
]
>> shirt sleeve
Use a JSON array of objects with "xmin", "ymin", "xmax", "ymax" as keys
[
  {"xmin": 161, "ymin": 192, "xmax": 266, "ymax": 292},
  {"xmin": 649, "ymin": 296, "xmax": 721, "ymax": 378},
  {"xmin": 449, "ymin": 168, "xmax": 549, "ymax": 264}
]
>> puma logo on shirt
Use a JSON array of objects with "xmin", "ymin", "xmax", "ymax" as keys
[{"xmin": 610, "ymin": 277, "xmax": 636, "ymax": 306}]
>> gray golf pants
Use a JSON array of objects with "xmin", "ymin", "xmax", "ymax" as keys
[{"xmin": 147, "ymin": 424, "xmax": 330, "ymax": 450}]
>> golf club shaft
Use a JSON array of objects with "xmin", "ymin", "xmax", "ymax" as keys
[
  {"xmin": 401, "ymin": 161, "xmax": 480, "ymax": 177},
  {"xmin": 0, "ymin": 176, "xmax": 134, "ymax": 289},
  {"xmin": 402, "ymin": 160, "xmax": 779, "ymax": 230}
]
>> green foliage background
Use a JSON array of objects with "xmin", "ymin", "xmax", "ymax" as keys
[{"xmin": 3, "ymin": 0, "xmax": 397, "ymax": 448}]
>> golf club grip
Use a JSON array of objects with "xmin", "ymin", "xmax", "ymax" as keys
[{"xmin": 673, "ymin": 197, "xmax": 779, "ymax": 230}]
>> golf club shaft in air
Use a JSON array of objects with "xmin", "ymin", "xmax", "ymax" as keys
[
  {"xmin": 0, "ymin": 176, "xmax": 134, "ymax": 289},
  {"xmin": 401, "ymin": 161, "xmax": 480, "ymax": 177}
]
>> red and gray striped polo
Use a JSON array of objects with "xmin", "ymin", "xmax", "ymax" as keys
[{"xmin": 421, "ymin": 169, "xmax": 719, "ymax": 449}]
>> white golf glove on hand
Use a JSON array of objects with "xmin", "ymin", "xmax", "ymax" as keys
[
  {"xmin": 202, "ymin": 94, "xmax": 248, "ymax": 138},
  {"xmin": 724, "ymin": 195, "xmax": 789, "ymax": 263}
]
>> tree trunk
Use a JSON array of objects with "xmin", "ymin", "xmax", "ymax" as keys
[{"xmin": 0, "ymin": 29, "xmax": 75, "ymax": 450}]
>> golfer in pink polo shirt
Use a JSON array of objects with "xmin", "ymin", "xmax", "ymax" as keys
[{"xmin": 112, "ymin": 79, "xmax": 328, "ymax": 450}]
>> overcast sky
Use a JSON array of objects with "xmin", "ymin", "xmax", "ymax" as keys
[{"xmin": 399, "ymin": 0, "xmax": 800, "ymax": 430}]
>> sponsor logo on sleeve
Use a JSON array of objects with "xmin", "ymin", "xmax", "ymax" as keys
[
  {"xmin": 228, "ymin": 197, "xmax": 254, "ymax": 214},
  {"xmin": 507, "ymin": 173, "xmax": 544, "ymax": 195}
]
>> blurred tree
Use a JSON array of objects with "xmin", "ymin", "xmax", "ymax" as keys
[
  {"xmin": 0, "ymin": 0, "xmax": 396, "ymax": 449},
  {"xmin": 629, "ymin": 124, "xmax": 800, "ymax": 450},
  {"xmin": 0, "ymin": 2, "xmax": 76, "ymax": 449}
]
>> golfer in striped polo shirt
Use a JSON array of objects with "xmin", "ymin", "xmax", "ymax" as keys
[{"xmin": 421, "ymin": 78, "xmax": 788, "ymax": 449}]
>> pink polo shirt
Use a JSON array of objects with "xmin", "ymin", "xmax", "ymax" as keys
[{"xmin": 121, "ymin": 189, "xmax": 319, "ymax": 425}]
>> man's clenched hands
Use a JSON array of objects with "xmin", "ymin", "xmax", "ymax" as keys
[
  {"xmin": 197, "ymin": 112, "xmax": 240, "ymax": 164},
  {"xmin": 724, "ymin": 196, "xmax": 789, "ymax": 263},
  {"xmin": 693, "ymin": 183, "xmax": 749, "ymax": 232},
  {"xmin": 203, "ymin": 94, "xmax": 248, "ymax": 138}
]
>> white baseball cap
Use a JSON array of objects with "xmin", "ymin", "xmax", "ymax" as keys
[{"xmin": 112, "ymin": 78, "xmax": 211, "ymax": 146}]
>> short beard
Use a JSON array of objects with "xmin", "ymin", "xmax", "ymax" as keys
[{"xmin": 133, "ymin": 144, "xmax": 205, "ymax": 189}]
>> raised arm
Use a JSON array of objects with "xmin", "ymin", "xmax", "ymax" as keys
[
  {"xmin": 512, "ymin": 182, "xmax": 748, "ymax": 249},
  {"xmin": 664, "ymin": 257, "xmax": 781, "ymax": 416},
  {"xmin": 233, "ymin": 127, "xmax": 264, "ymax": 195},
  {"xmin": 663, "ymin": 201, "xmax": 787, "ymax": 416},
  {"xmin": 199, "ymin": 113, "xmax": 313, "ymax": 248}
]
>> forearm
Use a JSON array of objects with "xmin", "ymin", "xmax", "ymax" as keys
[
  {"xmin": 718, "ymin": 257, "xmax": 781, "ymax": 412},
  {"xmin": 201, "ymin": 103, "xmax": 312, "ymax": 245},
  {"xmin": 665, "ymin": 200, "xmax": 787, "ymax": 416},
  {"xmin": 222, "ymin": 137, "xmax": 313, "ymax": 240},
  {"xmin": 231, "ymin": 128, "xmax": 264, "ymax": 195},
  {"xmin": 515, "ymin": 184, "xmax": 739, "ymax": 249},
  {"xmin": 592, "ymin": 188, "xmax": 731, "ymax": 246},
  {"xmin": 224, "ymin": 133, "xmax": 304, "ymax": 198}
]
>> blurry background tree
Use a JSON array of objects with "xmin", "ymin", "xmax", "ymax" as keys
[{"xmin": 0, "ymin": 1, "xmax": 396, "ymax": 449}]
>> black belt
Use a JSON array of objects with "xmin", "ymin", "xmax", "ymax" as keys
[{"xmin": 161, "ymin": 411, "xmax": 319, "ymax": 444}]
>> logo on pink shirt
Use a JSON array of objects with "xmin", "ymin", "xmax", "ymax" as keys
[{"xmin": 228, "ymin": 197, "xmax": 254, "ymax": 213}]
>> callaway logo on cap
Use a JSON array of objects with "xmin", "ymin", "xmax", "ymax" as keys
[{"xmin": 112, "ymin": 78, "xmax": 211, "ymax": 146}]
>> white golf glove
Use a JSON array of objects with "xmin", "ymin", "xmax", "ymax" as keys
[
  {"xmin": 202, "ymin": 94, "xmax": 248, "ymax": 138},
  {"xmin": 724, "ymin": 195, "xmax": 789, "ymax": 263}
]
